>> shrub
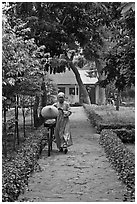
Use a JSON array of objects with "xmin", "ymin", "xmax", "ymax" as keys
[
  {"xmin": 83, "ymin": 104, "xmax": 135, "ymax": 133},
  {"xmin": 113, "ymin": 129, "xmax": 135, "ymax": 144},
  {"xmin": 83, "ymin": 104, "xmax": 102, "ymax": 127},
  {"xmin": 96, "ymin": 123, "xmax": 134, "ymax": 134},
  {"xmin": 100, "ymin": 129, "xmax": 135, "ymax": 201},
  {"xmin": 84, "ymin": 104, "xmax": 135, "ymax": 201},
  {"xmin": 2, "ymin": 126, "xmax": 47, "ymax": 202}
]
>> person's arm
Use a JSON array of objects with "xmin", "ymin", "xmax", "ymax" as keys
[
  {"xmin": 53, "ymin": 102, "xmax": 57, "ymax": 108},
  {"xmin": 64, "ymin": 102, "xmax": 72, "ymax": 117}
]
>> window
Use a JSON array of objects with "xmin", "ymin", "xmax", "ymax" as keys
[
  {"xmin": 69, "ymin": 87, "xmax": 79, "ymax": 95},
  {"xmin": 69, "ymin": 88, "xmax": 75, "ymax": 95},
  {"xmin": 58, "ymin": 87, "xmax": 65, "ymax": 94},
  {"xmin": 76, "ymin": 87, "xmax": 79, "ymax": 95}
]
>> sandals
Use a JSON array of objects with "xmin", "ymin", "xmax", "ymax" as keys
[
  {"xmin": 59, "ymin": 147, "xmax": 68, "ymax": 154},
  {"xmin": 64, "ymin": 148, "xmax": 68, "ymax": 154},
  {"xmin": 59, "ymin": 147, "xmax": 63, "ymax": 152}
]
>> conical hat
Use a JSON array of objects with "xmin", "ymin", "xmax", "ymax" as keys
[{"xmin": 41, "ymin": 105, "xmax": 58, "ymax": 119}]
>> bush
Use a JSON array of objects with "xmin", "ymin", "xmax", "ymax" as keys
[
  {"xmin": 84, "ymin": 104, "xmax": 135, "ymax": 201},
  {"xmin": 96, "ymin": 123, "xmax": 135, "ymax": 134},
  {"xmin": 100, "ymin": 129, "xmax": 135, "ymax": 201},
  {"xmin": 83, "ymin": 104, "xmax": 135, "ymax": 133},
  {"xmin": 2, "ymin": 126, "xmax": 47, "ymax": 202},
  {"xmin": 83, "ymin": 104, "xmax": 102, "ymax": 127},
  {"xmin": 121, "ymin": 88, "xmax": 135, "ymax": 99},
  {"xmin": 113, "ymin": 129, "xmax": 135, "ymax": 144}
]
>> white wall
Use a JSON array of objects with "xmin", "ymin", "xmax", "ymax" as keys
[
  {"xmin": 95, "ymin": 85, "xmax": 99, "ymax": 104},
  {"xmin": 95, "ymin": 85, "xmax": 106, "ymax": 105},
  {"xmin": 58, "ymin": 84, "xmax": 100, "ymax": 105}
]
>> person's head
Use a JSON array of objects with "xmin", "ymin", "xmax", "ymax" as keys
[{"xmin": 57, "ymin": 92, "xmax": 65, "ymax": 104}]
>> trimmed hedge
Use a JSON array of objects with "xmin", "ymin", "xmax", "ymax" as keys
[
  {"xmin": 100, "ymin": 129, "xmax": 135, "ymax": 201},
  {"xmin": 83, "ymin": 104, "xmax": 134, "ymax": 133},
  {"xmin": 113, "ymin": 129, "xmax": 135, "ymax": 144},
  {"xmin": 84, "ymin": 104, "xmax": 135, "ymax": 200},
  {"xmin": 83, "ymin": 104, "xmax": 135, "ymax": 143},
  {"xmin": 2, "ymin": 126, "xmax": 47, "ymax": 202},
  {"xmin": 96, "ymin": 123, "xmax": 135, "ymax": 134},
  {"xmin": 83, "ymin": 104, "xmax": 103, "ymax": 127}
]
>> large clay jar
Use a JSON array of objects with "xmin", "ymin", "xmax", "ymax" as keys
[{"xmin": 41, "ymin": 105, "xmax": 58, "ymax": 119}]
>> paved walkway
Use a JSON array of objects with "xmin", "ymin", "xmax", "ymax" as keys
[{"xmin": 18, "ymin": 107, "xmax": 127, "ymax": 202}]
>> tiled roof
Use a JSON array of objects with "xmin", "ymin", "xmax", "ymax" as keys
[{"xmin": 48, "ymin": 69, "xmax": 98, "ymax": 85}]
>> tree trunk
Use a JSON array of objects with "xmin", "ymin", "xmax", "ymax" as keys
[
  {"xmin": 15, "ymin": 94, "xmax": 19, "ymax": 145},
  {"xmin": 69, "ymin": 61, "xmax": 91, "ymax": 105},
  {"xmin": 38, "ymin": 77, "xmax": 47, "ymax": 125},
  {"xmin": 41, "ymin": 77, "xmax": 47, "ymax": 107},
  {"xmin": 98, "ymin": 87, "xmax": 106, "ymax": 105},
  {"xmin": 33, "ymin": 78, "xmax": 47, "ymax": 128},
  {"xmin": 22, "ymin": 107, "xmax": 26, "ymax": 137},
  {"xmin": 115, "ymin": 90, "xmax": 120, "ymax": 111},
  {"xmin": 31, "ymin": 96, "xmax": 33, "ymax": 129},
  {"xmin": 33, "ymin": 94, "xmax": 40, "ymax": 128},
  {"xmin": 95, "ymin": 59, "xmax": 106, "ymax": 105}
]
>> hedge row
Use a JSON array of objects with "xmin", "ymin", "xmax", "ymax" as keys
[
  {"xmin": 83, "ymin": 104, "xmax": 135, "ymax": 143},
  {"xmin": 83, "ymin": 104, "xmax": 103, "ymax": 127},
  {"xmin": 96, "ymin": 123, "xmax": 135, "ymax": 134},
  {"xmin": 2, "ymin": 127, "xmax": 47, "ymax": 202},
  {"xmin": 99, "ymin": 129, "xmax": 135, "ymax": 201},
  {"xmin": 83, "ymin": 104, "xmax": 135, "ymax": 200},
  {"xmin": 113, "ymin": 129, "xmax": 135, "ymax": 143}
]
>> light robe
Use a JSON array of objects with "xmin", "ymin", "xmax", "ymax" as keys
[{"xmin": 53, "ymin": 101, "xmax": 73, "ymax": 149}]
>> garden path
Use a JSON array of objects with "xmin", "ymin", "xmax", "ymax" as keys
[{"xmin": 18, "ymin": 106, "xmax": 127, "ymax": 202}]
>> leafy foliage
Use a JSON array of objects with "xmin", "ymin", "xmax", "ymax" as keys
[
  {"xmin": 100, "ymin": 129, "xmax": 135, "ymax": 201},
  {"xmin": 84, "ymin": 104, "xmax": 135, "ymax": 201},
  {"xmin": 83, "ymin": 104, "xmax": 135, "ymax": 133},
  {"xmin": 4, "ymin": 2, "xmax": 135, "ymax": 104},
  {"xmin": 2, "ymin": 15, "xmax": 41, "ymax": 98},
  {"xmin": 83, "ymin": 104, "xmax": 103, "ymax": 127},
  {"xmin": 2, "ymin": 127, "xmax": 47, "ymax": 202},
  {"xmin": 100, "ymin": 4, "xmax": 135, "ymax": 91},
  {"xmin": 4, "ymin": 2, "xmax": 123, "ymax": 71},
  {"xmin": 4, "ymin": 2, "xmax": 130, "ymax": 105},
  {"xmin": 2, "ymin": 10, "xmax": 57, "ymax": 99},
  {"xmin": 2, "ymin": 7, "xmax": 58, "ymax": 134},
  {"xmin": 113, "ymin": 129, "xmax": 135, "ymax": 144}
]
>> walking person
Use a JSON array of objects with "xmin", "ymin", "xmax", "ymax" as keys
[{"xmin": 53, "ymin": 92, "xmax": 73, "ymax": 154}]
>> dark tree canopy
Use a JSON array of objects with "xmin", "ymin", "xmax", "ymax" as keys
[
  {"xmin": 5, "ymin": 2, "xmax": 123, "ymax": 71},
  {"xmin": 100, "ymin": 3, "xmax": 135, "ymax": 91},
  {"xmin": 3, "ymin": 2, "xmax": 135, "ymax": 103}
]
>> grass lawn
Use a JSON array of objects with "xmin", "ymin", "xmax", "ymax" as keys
[
  {"xmin": 90, "ymin": 105, "xmax": 135, "ymax": 125},
  {"xmin": 84, "ymin": 104, "xmax": 135, "ymax": 154}
]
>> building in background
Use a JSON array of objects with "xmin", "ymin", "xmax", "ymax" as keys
[{"xmin": 49, "ymin": 69, "xmax": 99, "ymax": 105}]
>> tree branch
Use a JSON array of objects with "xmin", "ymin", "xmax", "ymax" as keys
[{"xmin": 70, "ymin": 51, "xmax": 75, "ymax": 61}]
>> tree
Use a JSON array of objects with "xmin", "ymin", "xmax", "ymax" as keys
[
  {"xmin": 2, "ymin": 12, "xmax": 44, "ymax": 149},
  {"xmin": 2, "ymin": 4, "xmax": 61, "ymax": 156},
  {"xmin": 100, "ymin": 3, "xmax": 135, "ymax": 110},
  {"xmin": 4, "ymin": 2, "xmax": 124, "ymax": 105},
  {"xmin": 19, "ymin": 95, "xmax": 34, "ymax": 137},
  {"xmin": 2, "ymin": 13, "xmax": 40, "ymax": 132}
]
